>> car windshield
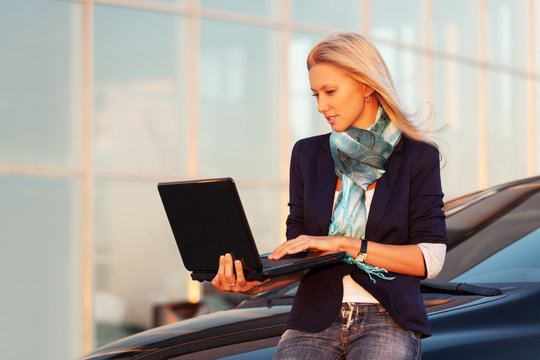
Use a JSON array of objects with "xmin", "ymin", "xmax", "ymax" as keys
[
  {"xmin": 452, "ymin": 227, "xmax": 540, "ymax": 283},
  {"xmin": 435, "ymin": 184, "xmax": 540, "ymax": 283}
]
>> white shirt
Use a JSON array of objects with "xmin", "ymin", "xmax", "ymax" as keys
[{"xmin": 336, "ymin": 189, "xmax": 446, "ymax": 303}]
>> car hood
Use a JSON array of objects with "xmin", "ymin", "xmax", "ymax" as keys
[
  {"xmin": 83, "ymin": 305, "xmax": 291, "ymax": 359},
  {"xmin": 83, "ymin": 282, "xmax": 530, "ymax": 360}
]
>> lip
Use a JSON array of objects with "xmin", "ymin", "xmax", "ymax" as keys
[{"xmin": 325, "ymin": 115, "xmax": 337, "ymax": 125}]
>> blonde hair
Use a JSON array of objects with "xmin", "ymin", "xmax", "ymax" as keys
[{"xmin": 307, "ymin": 32, "xmax": 428, "ymax": 143}]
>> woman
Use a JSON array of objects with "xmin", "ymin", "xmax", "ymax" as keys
[{"xmin": 212, "ymin": 32, "xmax": 447, "ymax": 360}]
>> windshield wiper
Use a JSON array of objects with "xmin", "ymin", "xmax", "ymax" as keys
[{"xmin": 421, "ymin": 280, "xmax": 502, "ymax": 296}]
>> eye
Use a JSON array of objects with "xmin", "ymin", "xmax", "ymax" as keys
[
  {"xmin": 311, "ymin": 93, "xmax": 319, "ymax": 98},
  {"xmin": 326, "ymin": 90, "xmax": 335, "ymax": 95}
]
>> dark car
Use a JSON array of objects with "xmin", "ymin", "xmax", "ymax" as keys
[{"xmin": 84, "ymin": 176, "xmax": 540, "ymax": 360}]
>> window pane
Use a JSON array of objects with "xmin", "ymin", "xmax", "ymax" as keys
[
  {"xmin": 537, "ymin": 82, "xmax": 540, "ymax": 173},
  {"xmin": 433, "ymin": 59, "xmax": 480, "ymax": 199},
  {"xmin": 199, "ymin": 20, "xmax": 281, "ymax": 180},
  {"xmin": 486, "ymin": 0, "xmax": 527, "ymax": 69},
  {"xmin": 94, "ymin": 5, "xmax": 189, "ymax": 174},
  {"xmin": 371, "ymin": 0, "xmax": 422, "ymax": 46},
  {"xmin": 94, "ymin": 179, "xmax": 187, "ymax": 346},
  {"xmin": 289, "ymin": 32, "xmax": 327, "ymax": 144},
  {"xmin": 487, "ymin": 71, "xmax": 528, "ymax": 185},
  {"xmin": 0, "ymin": 0, "xmax": 82, "ymax": 167},
  {"xmin": 375, "ymin": 43, "xmax": 427, "ymax": 115},
  {"xmin": 433, "ymin": 0, "xmax": 479, "ymax": 59},
  {"xmin": 238, "ymin": 184, "xmax": 287, "ymax": 253},
  {"xmin": 144, "ymin": 0, "xmax": 188, "ymax": 4},
  {"xmin": 536, "ymin": 1, "xmax": 540, "ymax": 75},
  {"xmin": 201, "ymin": 0, "xmax": 280, "ymax": 17},
  {"xmin": 292, "ymin": 0, "xmax": 361, "ymax": 31},
  {"xmin": 0, "ymin": 175, "xmax": 82, "ymax": 359}
]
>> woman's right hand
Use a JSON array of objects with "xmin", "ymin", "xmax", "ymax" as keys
[{"xmin": 211, "ymin": 253, "xmax": 264, "ymax": 294}]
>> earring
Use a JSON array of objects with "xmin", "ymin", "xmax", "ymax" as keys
[{"xmin": 365, "ymin": 95, "xmax": 370, "ymax": 103}]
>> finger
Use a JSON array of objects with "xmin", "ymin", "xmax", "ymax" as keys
[
  {"xmin": 270, "ymin": 238, "xmax": 303, "ymax": 259},
  {"xmin": 269, "ymin": 243, "xmax": 288, "ymax": 259},
  {"xmin": 271, "ymin": 245, "xmax": 295, "ymax": 259},
  {"xmin": 217, "ymin": 255, "xmax": 232, "ymax": 290},
  {"xmin": 217, "ymin": 255, "xmax": 225, "ymax": 279},
  {"xmin": 224, "ymin": 254, "xmax": 237, "ymax": 289},
  {"xmin": 272, "ymin": 238, "xmax": 311, "ymax": 259},
  {"xmin": 234, "ymin": 260, "xmax": 247, "ymax": 287},
  {"xmin": 285, "ymin": 238, "xmax": 311, "ymax": 252},
  {"xmin": 224, "ymin": 253, "xmax": 234, "ymax": 278},
  {"xmin": 211, "ymin": 274, "xmax": 223, "ymax": 290}
]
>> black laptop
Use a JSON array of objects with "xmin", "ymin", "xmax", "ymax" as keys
[{"xmin": 157, "ymin": 178, "xmax": 346, "ymax": 281}]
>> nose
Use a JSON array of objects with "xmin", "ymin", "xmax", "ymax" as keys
[{"xmin": 317, "ymin": 97, "xmax": 329, "ymax": 113}]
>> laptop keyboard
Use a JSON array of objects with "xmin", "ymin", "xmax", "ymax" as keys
[{"xmin": 260, "ymin": 253, "xmax": 308, "ymax": 269}]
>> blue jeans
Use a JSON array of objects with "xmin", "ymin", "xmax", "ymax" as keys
[{"xmin": 273, "ymin": 303, "xmax": 421, "ymax": 360}]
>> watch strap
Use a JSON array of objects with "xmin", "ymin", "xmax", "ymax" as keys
[{"xmin": 355, "ymin": 239, "xmax": 368, "ymax": 262}]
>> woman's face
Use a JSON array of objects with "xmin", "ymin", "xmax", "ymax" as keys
[{"xmin": 309, "ymin": 62, "xmax": 375, "ymax": 132}]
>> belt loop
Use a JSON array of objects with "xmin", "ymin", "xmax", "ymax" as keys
[
  {"xmin": 342, "ymin": 302, "xmax": 354, "ymax": 329},
  {"xmin": 340, "ymin": 303, "xmax": 349, "ymax": 319}
]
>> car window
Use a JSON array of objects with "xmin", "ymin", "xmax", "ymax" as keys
[
  {"xmin": 452, "ymin": 227, "xmax": 540, "ymax": 283},
  {"xmin": 436, "ymin": 188, "xmax": 540, "ymax": 282}
]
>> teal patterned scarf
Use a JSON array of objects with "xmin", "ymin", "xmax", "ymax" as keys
[{"xmin": 329, "ymin": 106, "xmax": 401, "ymax": 281}]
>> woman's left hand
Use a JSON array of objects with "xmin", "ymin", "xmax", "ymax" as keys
[
  {"xmin": 269, "ymin": 235, "xmax": 357, "ymax": 260},
  {"xmin": 269, "ymin": 235, "xmax": 427, "ymax": 277}
]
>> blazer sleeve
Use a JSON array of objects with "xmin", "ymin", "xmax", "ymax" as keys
[
  {"xmin": 286, "ymin": 140, "xmax": 306, "ymax": 240},
  {"xmin": 407, "ymin": 144, "xmax": 447, "ymax": 245}
]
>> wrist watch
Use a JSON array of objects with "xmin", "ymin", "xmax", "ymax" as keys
[{"xmin": 355, "ymin": 239, "xmax": 368, "ymax": 262}]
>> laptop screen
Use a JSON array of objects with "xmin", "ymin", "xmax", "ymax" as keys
[{"xmin": 158, "ymin": 178, "xmax": 263, "ymax": 273}]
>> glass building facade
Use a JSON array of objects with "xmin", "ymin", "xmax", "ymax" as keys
[{"xmin": 1, "ymin": 0, "xmax": 538, "ymax": 358}]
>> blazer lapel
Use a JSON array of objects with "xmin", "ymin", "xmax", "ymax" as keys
[
  {"xmin": 317, "ymin": 138, "xmax": 337, "ymax": 234},
  {"xmin": 366, "ymin": 138, "xmax": 403, "ymax": 237}
]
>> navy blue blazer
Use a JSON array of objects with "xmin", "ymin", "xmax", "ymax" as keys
[{"xmin": 285, "ymin": 133, "xmax": 447, "ymax": 337}]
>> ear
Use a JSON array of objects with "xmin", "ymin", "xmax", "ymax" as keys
[
  {"xmin": 364, "ymin": 85, "xmax": 375, "ymax": 97},
  {"xmin": 357, "ymin": 82, "xmax": 375, "ymax": 97}
]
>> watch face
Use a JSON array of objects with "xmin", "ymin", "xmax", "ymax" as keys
[{"xmin": 355, "ymin": 253, "xmax": 367, "ymax": 262}]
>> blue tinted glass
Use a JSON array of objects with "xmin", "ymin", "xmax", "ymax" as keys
[
  {"xmin": 94, "ymin": 178, "xmax": 189, "ymax": 346},
  {"xmin": 145, "ymin": 0, "xmax": 188, "ymax": 4},
  {"xmin": 487, "ymin": 72, "xmax": 528, "ymax": 185},
  {"xmin": 0, "ymin": 0, "xmax": 82, "ymax": 167},
  {"xmin": 433, "ymin": 59, "xmax": 481, "ymax": 198},
  {"xmin": 201, "ymin": 0, "xmax": 278, "ymax": 17},
  {"xmin": 374, "ymin": 43, "xmax": 426, "ymax": 115},
  {"xmin": 289, "ymin": 32, "xmax": 325, "ymax": 143},
  {"xmin": 371, "ymin": 0, "xmax": 422, "ymax": 45},
  {"xmin": 0, "ymin": 175, "xmax": 82, "ymax": 359},
  {"xmin": 292, "ymin": 0, "xmax": 361, "ymax": 30},
  {"xmin": 433, "ymin": 0, "xmax": 479, "ymax": 59},
  {"xmin": 453, "ymin": 227, "xmax": 540, "ymax": 283},
  {"xmin": 537, "ymin": 82, "xmax": 540, "ymax": 174},
  {"xmin": 537, "ymin": 4, "xmax": 540, "ymax": 74},
  {"xmin": 198, "ymin": 19, "xmax": 281, "ymax": 180},
  {"xmin": 94, "ymin": 5, "xmax": 189, "ymax": 174},
  {"xmin": 487, "ymin": 0, "xmax": 527, "ymax": 69}
]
